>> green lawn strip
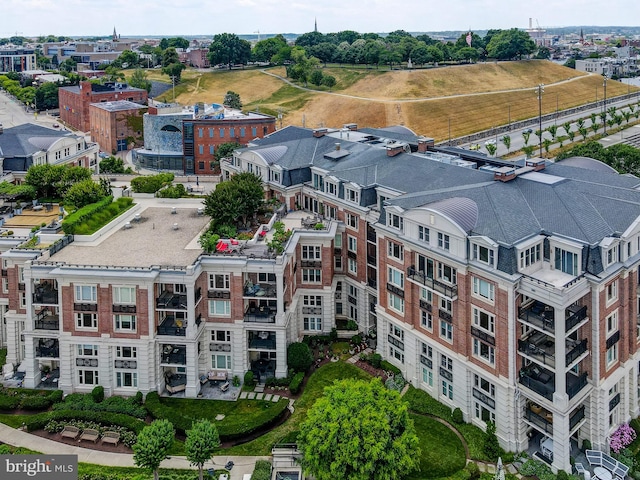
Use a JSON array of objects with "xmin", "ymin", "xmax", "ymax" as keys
[
  {"xmin": 73, "ymin": 199, "xmax": 135, "ymax": 235},
  {"xmin": 223, "ymin": 361, "xmax": 371, "ymax": 455},
  {"xmin": 146, "ymin": 393, "xmax": 289, "ymax": 441},
  {"xmin": 78, "ymin": 463, "xmax": 213, "ymax": 480},
  {"xmin": 0, "ymin": 347, "xmax": 6, "ymax": 368},
  {"xmin": 0, "ymin": 413, "xmax": 34, "ymax": 428},
  {"xmin": 404, "ymin": 386, "xmax": 491, "ymax": 461},
  {"xmin": 406, "ymin": 413, "xmax": 466, "ymax": 480}
]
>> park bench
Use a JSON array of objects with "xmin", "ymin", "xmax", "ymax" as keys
[
  {"xmin": 101, "ymin": 431, "xmax": 121, "ymax": 446},
  {"xmin": 78, "ymin": 428, "xmax": 100, "ymax": 443},
  {"xmin": 60, "ymin": 425, "xmax": 80, "ymax": 440}
]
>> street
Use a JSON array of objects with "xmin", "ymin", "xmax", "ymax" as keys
[{"xmin": 0, "ymin": 89, "xmax": 62, "ymax": 129}]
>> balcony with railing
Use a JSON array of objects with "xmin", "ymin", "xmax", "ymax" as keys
[
  {"xmin": 525, "ymin": 403, "xmax": 554, "ymax": 435},
  {"xmin": 156, "ymin": 289, "xmax": 187, "ymax": 310},
  {"xmin": 34, "ymin": 307, "xmax": 59, "ymax": 330},
  {"xmin": 565, "ymin": 304, "xmax": 588, "ymax": 332},
  {"xmin": 519, "ymin": 365, "xmax": 554, "ymax": 400},
  {"xmin": 160, "ymin": 344, "xmax": 187, "ymax": 365},
  {"xmin": 248, "ymin": 331, "xmax": 277, "ymax": 350},
  {"xmin": 518, "ymin": 332, "xmax": 556, "ymax": 368},
  {"xmin": 243, "ymin": 274, "xmax": 276, "ymax": 298},
  {"xmin": 244, "ymin": 303, "xmax": 277, "ymax": 323},
  {"xmin": 519, "ymin": 301, "xmax": 554, "ymax": 333},
  {"xmin": 570, "ymin": 405, "xmax": 586, "ymax": 432},
  {"xmin": 35, "ymin": 338, "xmax": 59, "ymax": 358},
  {"xmin": 567, "ymin": 372, "xmax": 589, "ymax": 399},
  {"xmin": 33, "ymin": 281, "xmax": 58, "ymax": 305},
  {"xmin": 566, "ymin": 339, "xmax": 588, "ymax": 367},
  {"xmin": 157, "ymin": 314, "xmax": 187, "ymax": 336},
  {"xmin": 407, "ymin": 266, "xmax": 458, "ymax": 299}
]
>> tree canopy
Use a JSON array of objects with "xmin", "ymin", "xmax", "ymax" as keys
[
  {"xmin": 297, "ymin": 378, "xmax": 420, "ymax": 480},
  {"xmin": 223, "ymin": 91, "xmax": 242, "ymax": 109},
  {"xmin": 204, "ymin": 172, "xmax": 263, "ymax": 230},
  {"xmin": 129, "ymin": 68, "xmax": 152, "ymax": 93},
  {"xmin": 185, "ymin": 419, "xmax": 220, "ymax": 480},
  {"xmin": 133, "ymin": 419, "xmax": 175, "ymax": 480},
  {"xmin": 485, "ymin": 28, "xmax": 536, "ymax": 60},
  {"xmin": 557, "ymin": 141, "xmax": 640, "ymax": 176},
  {"xmin": 208, "ymin": 33, "xmax": 252, "ymax": 69},
  {"xmin": 25, "ymin": 164, "xmax": 92, "ymax": 200}
]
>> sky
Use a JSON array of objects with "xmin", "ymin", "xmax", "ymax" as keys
[{"xmin": 3, "ymin": 0, "xmax": 640, "ymax": 37}]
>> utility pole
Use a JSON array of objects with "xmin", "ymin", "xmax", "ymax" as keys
[
  {"xmin": 536, "ymin": 84, "xmax": 544, "ymax": 158},
  {"xmin": 603, "ymin": 75, "xmax": 608, "ymax": 135}
]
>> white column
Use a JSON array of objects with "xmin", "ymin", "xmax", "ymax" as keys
[
  {"xmin": 184, "ymin": 342, "xmax": 198, "ymax": 398},
  {"xmin": 275, "ymin": 329, "xmax": 287, "ymax": 378},
  {"xmin": 99, "ymin": 338, "xmax": 113, "ymax": 397},
  {"xmin": 552, "ymin": 411, "xmax": 572, "ymax": 473},
  {"xmin": 22, "ymin": 337, "xmax": 39, "ymax": 389},
  {"xmin": 4, "ymin": 311, "xmax": 22, "ymax": 367},
  {"xmin": 57, "ymin": 336, "xmax": 74, "ymax": 394}
]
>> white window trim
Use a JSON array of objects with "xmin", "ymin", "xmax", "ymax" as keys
[{"xmin": 208, "ymin": 299, "xmax": 231, "ymax": 317}]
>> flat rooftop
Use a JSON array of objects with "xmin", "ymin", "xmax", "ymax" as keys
[
  {"xmin": 90, "ymin": 100, "xmax": 147, "ymax": 112},
  {"xmin": 50, "ymin": 206, "xmax": 209, "ymax": 268}
]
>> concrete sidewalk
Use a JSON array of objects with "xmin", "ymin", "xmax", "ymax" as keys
[{"xmin": 0, "ymin": 423, "xmax": 266, "ymax": 479}]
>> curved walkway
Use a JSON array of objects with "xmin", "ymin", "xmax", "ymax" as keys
[
  {"xmin": 0, "ymin": 423, "xmax": 266, "ymax": 480},
  {"xmin": 260, "ymin": 68, "xmax": 593, "ymax": 104}
]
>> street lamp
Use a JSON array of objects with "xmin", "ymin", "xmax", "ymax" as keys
[
  {"xmin": 535, "ymin": 84, "xmax": 544, "ymax": 158},
  {"xmin": 448, "ymin": 117, "xmax": 451, "ymax": 146},
  {"xmin": 603, "ymin": 76, "xmax": 608, "ymax": 135}
]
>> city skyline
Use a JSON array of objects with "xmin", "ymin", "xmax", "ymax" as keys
[{"xmin": 2, "ymin": 0, "xmax": 640, "ymax": 38}]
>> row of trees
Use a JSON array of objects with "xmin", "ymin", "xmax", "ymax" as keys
[
  {"xmin": 0, "ymin": 73, "xmax": 63, "ymax": 110},
  {"xmin": 207, "ymin": 28, "xmax": 539, "ymax": 72}
]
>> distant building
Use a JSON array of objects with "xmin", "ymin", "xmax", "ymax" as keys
[
  {"xmin": 0, "ymin": 47, "xmax": 36, "ymax": 73},
  {"xmin": 134, "ymin": 102, "xmax": 275, "ymax": 175},
  {"xmin": 180, "ymin": 49, "xmax": 210, "ymax": 68},
  {"xmin": 89, "ymin": 100, "xmax": 148, "ymax": 154},
  {"xmin": 59, "ymin": 81, "xmax": 148, "ymax": 132},
  {"xmin": 0, "ymin": 123, "xmax": 99, "ymax": 174}
]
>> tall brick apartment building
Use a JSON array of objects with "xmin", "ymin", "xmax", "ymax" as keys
[
  {"xmin": 59, "ymin": 81, "xmax": 148, "ymax": 132},
  {"xmin": 2, "ymin": 124, "xmax": 640, "ymax": 473}
]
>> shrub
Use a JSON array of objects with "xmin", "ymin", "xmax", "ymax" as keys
[
  {"xmin": 287, "ymin": 342, "xmax": 313, "ymax": 372},
  {"xmin": 483, "ymin": 421, "xmax": 501, "ymax": 461},
  {"xmin": 329, "ymin": 328, "xmax": 338, "ymax": 341},
  {"xmin": 582, "ymin": 439, "xmax": 592, "ymax": 451},
  {"xmin": 466, "ymin": 462, "xmax": 480, "ymax": 480},
  {"xmin": 557, "ymin": 470, "xmax": 569, "ymax": 480},
  {"xmin": 610, "ymin": 423, "xmax": 636, "ymax": 454},
  {"xmin": 61, "ymin": 196, "xmax": 113, "ymax": 234},
  {"xmin": 252, "ymin": 460, "xmax": 272, "ymax": 480},
  {"xmin": 25, "ymin": 409, "xmax": 146, "ymax": 434},
  {"xmin": 91, "ymin": 386, "xmax": 105, "ymax": 403},
  {"xmin": 157, "ymin": 183, "xmax": 186, "ymax": 198},
  {"xmin": 133, "ymin": 391, "xmax": 143, "ymax": 406},
  {"xmin": 232, "ymin": 375, "xmax": 240, "ymax": 387},
  {"xmin": 20, "ymin": 395, "xmax": 53, "ymax": 411},
  {"xmin": 53, "ymin": 392, "xmax": 146, "ymax": 418},
  {"xmin": 518, "ymin": 459, "xmax": 555, "ymax": 480},
  {"xmin": 452, "ymin": 407, "xmax": 464, "ymax": 424},
  {"xmin": 380, "ymin": 360, "xmax": 401, "ymax": 375},
  {"xmin": 0, "ymin": 395, "xmax": 21, "ymax": 410},
  {"xmin": 289, "ymin": 372, "xmax": 304, "ymax": 395},
  {"xmin": 345, "ymin": 319, "xmax": 358, "ymax": 330},
  {"xmin": 130, "ymin": 173, "xmax": 174, "ymax": 193},
  {"xmin": 371, "ymin": 353, "xmax": 382, "ymax": 369},
  {"xmin": 351, "ymin": 334, "xmax": 362, "ymax": 345},
  {"xmin": 244, "ymin": 371, "xmax": 254, "ymax": 387}
]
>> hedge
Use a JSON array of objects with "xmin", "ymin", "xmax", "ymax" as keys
[
  {"xmin": 251, "ymin": 460, "xmax": 272, "ymax": 480},
  {"xmin": 52, "ymin": 392, "xmax": 146, "ymax": 419},
  {"xmin": 25, "ymin": 409, "xmax": 147, "ymax": 433},
  {"xmin": 61, "ymin": 196, "xmax": 113, "ymax": 234},
  {"xmin": 380, "ymin": 360, "xmax": 402, "ymax": 375},
  {"xmin": 289, "ymin": 372, "xmax": 304, "ymax": 395},
  {"xmin": 130, "ymin": 173, "xmax": 174, "ymax": 194},
  {"xmin": 0, "ymin": 389, "xmax": 63, "ymax": 411},
  {"xmin": 144, "ymin": 392, "xmax": 289, "ymax": 440}
]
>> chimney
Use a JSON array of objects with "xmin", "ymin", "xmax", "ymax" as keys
[
  {"xmin": 0, "ymin": 124, "xmax": 3, "ymax": 135},
  {"xmin": 313, "ymin": 128, "xmax": 328, "ymax": 138},
  {"xmin": 417, "ymin": 136, "xmax": 434, "ymax": 153},
  {"xmin": 343, "ymin": 123, "xmax": 358, "ymax": 131},
  {"xmin": 494, "ymin": 166, "xmax": 517, "ymax": 182},
  {"xmin": 386, "ymin": 145, "xmax": 404, "ymax": 157},
  {"xmin": 335, "ymin": 143, "xmax": 341, "ymax": 151},
  {"xmin": 525, "ymin": 158, "xmax": 546, "ymax": 171}
]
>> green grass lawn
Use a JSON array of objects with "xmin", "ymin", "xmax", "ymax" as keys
[
  {"xmin": 406, "ymin": 414, "xmax": 466, "ymax": 479},
  {"xmin": 223, "ymin": 360, "xmax": 371, "ymax": 455},
  {"xmin": 0, "ymin": 348, "xmax": 6, "ymax": 368}
]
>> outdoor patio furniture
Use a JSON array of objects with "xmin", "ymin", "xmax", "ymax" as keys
[
  {"xmin": 79, "ymin": 428, "xmax": 100, "ymax": 443},
  {"xmin": 60, "ymin": 425, "xmax": 80, "ymax": 440},
  {"xmin": 101, "ymin": 431, "xmax": 120, "ymax": 446},
  {"xmin": 220, "ymin": 382, "xmax": 230, "ymax": 392},
  {"xmin": 540, "ymin": 436, "xmax": 553, "ymax": 460},
  {"xmin": 586, "ymin": 450, "xmax": 629, "ymax": 480},
  {"xmin": 595, "ymin": 467, "xmax": 613, "ymax": 480}
]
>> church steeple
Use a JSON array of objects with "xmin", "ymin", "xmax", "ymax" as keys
[
  {"xmin": 112, "ymin": 26, "xmax": 118, "ymax": 42},
  {"xmin": 314, "ymin": 18, "xmax": 317, "ymax": 32}
]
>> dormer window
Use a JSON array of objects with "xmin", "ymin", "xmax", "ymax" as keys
[
  {"xmin": 326, "ymin": 182, "xmax": 337, "ymax": 196},
  {"xmin": 437, "ymin": 233, "xmax": 450, "ymax": 251},
  {"xmin": 472, "ymin": 244, "xmax": 495, "ymax": 266},
  {"xmin": 554, "ymin": 247, "xmax": 579, "ymax": 276},
  {"xmin": 606, "ymin": 245, "xmax": 618, "ymax": 266},
  {"xmin": 387, "ymin": 213, "xmax": 403, "ymax": 230},
  {"xmin": 345, "ymin": 187, "xmax": 359, "ymax": 204},
  {"xmin": 313, "ymin": 173, "xmax": 324, "ymax": 191},
  {"xmin": 519, "ymin": 244, "xmax": 541, "ymax": 269},
  {"xmin": 418, "ymin": 226, "xmax": 430, "ymax": 243}
]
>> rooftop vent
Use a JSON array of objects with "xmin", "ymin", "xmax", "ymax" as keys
[
  {"xmin": 417, "ymin": 136, "xmax": 434, "ymax": 153},
  {"xmin": 493, "ymin": 166, "xmax": 517, "ymax": 182},
  {"xmin": 335, "ymin": 143, "xmax": 341, "ymax": 151},
  {"xmin": 343, "ymin": 123, "xmax": 358, "ymax": 131},
  {"xmin": 525, "ymin": 158, "xmax": 546, "ymax": 171},
  {"xmin": 313, "ymin": 128, "xmax": 328, "ymax": 138},
  {"xmin": 386, "ymin": 143, "xmax": 407, "ymax": 157}
]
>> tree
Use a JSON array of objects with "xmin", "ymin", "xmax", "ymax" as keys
[
  {"xmin": 252, "ymin": 35, "xmax": 288, "ymax": 63},
  {"xmin": 133, "ymin": 419, "xmax": 175, "ymax": 480},
  {"xmin": 522, "ymin": 145, "xmax": 535, "ymax": 159},
  {"xmin": 233, "ymin": 172, "xmax": 265, "ymax": 228},
  {"xmin": 543, "ymin": 138, "xmax": 552, "ymax": 154},
  {"xmin": 214, "ymin": 142, "xmax": 242, "ymax": 162},
  {"xmin": 321, "ymin": 75, "xmax": 336, "ymax": 90},
  {"xmin": 162, "ymin": 47, "xmax": 180, "ymax": 67},
  {"xmin": 486, "ymin": 29, "xmax": 536, "ymax": 60},
  {"xmin": 287, "ymin": 47, "xmax": 320, "ymax": 86},
  {"xmin": 483, "ymin": 421, "xmax": 501, "ymax": 461},
  {"xmin": 203, "ymin": 172, "xmax": 263, "ymax": 229},
  {"xmin": 501, "ymin": 135, "xmax": 511, "ymax": 153},
  {"xmin": 100, "ymin": 155, "xmax": 132, "ymax": 174},
  {"xmin": 162, "ymin": 62, "xmax": 186, "ymax": 83},
  {"xmin": 287, "ymin": 342, "xmax": 313, "ymax": 372},
  {"xmin": 223, "ymin": 91, "xmax": 242, "ymax": 110},
  {"xmin": 208, "ymin": 33, "xmax": 251, "ymax": 69},
  {"xmin": 298, "ymin": 378, "xmax": 420, "ymax": 480},
  {"xmin": 116, "ymin": 50, "xmax": 140, "ymax": 68},
  {"xmin": 129, "ymin": 68, "xmax": 152, "ymax": 93},
  {"xmin": 295, "ymin": 31, "xmax": 326, "ymax": 48},
  {"xmin": 310, "ymin": 69, "xmax": 324, "ymax": 86},
  {"xmin": 185, "ymin": 419, "xmax": 220, "ymax": 480},
  {"xmin": 64, "ymin": 179, "xmax": 106, "ymax": 209},
  {"xmin": 35, "ymin": 82, "xmax": 59, "ymax": 110},
  {"xmin": 309, "ymin": 42, "xmax": 337, "ymax": 66},
  {"xmin": 485, "ymin": 143, "xmax": 497, "ymax": 157},
  {"xmin": 547, "ymin": 124, "xmax": 558, "ymax": 142}
]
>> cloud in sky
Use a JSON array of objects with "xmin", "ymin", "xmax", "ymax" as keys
[{"xmin": 3, "ymin": 0, "xmax": 640, "ymax": 37}]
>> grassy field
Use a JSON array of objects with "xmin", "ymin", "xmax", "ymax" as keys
[{"xmin": 142, "ymin": 60, "xmax": 637, "ymax": 142}]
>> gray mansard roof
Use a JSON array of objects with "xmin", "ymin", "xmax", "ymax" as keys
[{"xmin": 244, "ymin": 126, "xmax": 640, "ymax": 250}]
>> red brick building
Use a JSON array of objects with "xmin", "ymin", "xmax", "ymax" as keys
[
  {"xmin": 89, "ymin": 100, "xmax": 148, "ymax": 154},
  {"xmin": 59, "ymin": 81, "xmax": 148, "ymax": 132}
]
